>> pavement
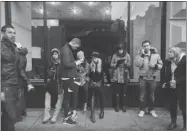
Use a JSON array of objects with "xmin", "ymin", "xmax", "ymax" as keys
[{"xmin": 15, "ymin": 108, "xmax": 184, "ymax": 131}]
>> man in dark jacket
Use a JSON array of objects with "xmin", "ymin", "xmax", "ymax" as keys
[
  {"xmin": 1, "ymin": 25, "xmax": 34, "ymax": 131},
  {"xmin": 60, "ymin": 38, "xmax": 83, "ymax": 125}
]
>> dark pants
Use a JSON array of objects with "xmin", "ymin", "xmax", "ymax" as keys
[
  {"xmin": 63, "ymin": 79, "xmax": 79, "ymax": 118},
  {"xmin": 81, "ymin": 81, "xmax": 89, "ymax": 104},
  {"xmin": 1, "ymin": 107, "xmax": 15, "ymax": 131},
  {"xmin": 113, "ymin": 82, "xmax": 127, "ymax": 107},
  {"xmin": 18, "ymin": 80, "xmax": 27, "ymax": 116},
  {"xmin": 169, "ymin": 85, "xmax": 186, "ymax": 126},
  {"xmin": 90, "ymin": 86, "xmax": 105, "ymax": 110},
  {"xmin": 139, "ymin": 78, "xmax": 156, "ymax": 111},
  {"xmin": 1, "ymin": 86, "xmax": 20, "ymax": 131}
]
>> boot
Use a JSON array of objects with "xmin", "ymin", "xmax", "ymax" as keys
[
  {"xmin": 91, "ymin": 95, "xmax": 96, "ymax": 123},
  {"xmin": 51, "ymin": 93, "xmax": 63, "ymax": 124},
  {"xmin": 99, "ymin": 110, "xmax": 104, "ymax": 119},
  {"xmin": 122, "ymin": 95, "xmax": 127, "ymax": 112},
  {"xmin": 42, "ymin": 92, "xmax": 51, "ymax": 124},
  {"xmin": 82, "ymin": 103, "xmax": 87, "ymax": 113},
  {"xmin": 167, "ymin": 119, "xmax": 177, "ymax": 130},
  {"xmin": 115, "ymin": 94, "xmax": 120, "ymax": 112}
]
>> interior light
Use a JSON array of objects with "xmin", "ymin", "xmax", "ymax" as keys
[
  {"xmin": 49, "ymin": 2, "xmax": 60, "ymax": 5},
  {"xmin": 36, "ymin": 7, "xmax": 44, "ymax": 14},
  {"xmin": 101, "ymin": 7, "xmax": 111, "ymax": 15},
  {"xmin": 84, "ymin": 2, "xmax": 98, "ymax": 6},
  {"xmin": 69, "ymin": 6, "xmax": 81, "ymax": 15}
]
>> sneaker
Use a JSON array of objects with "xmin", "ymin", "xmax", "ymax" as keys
[
  {"xmin": 106, "ymin": 84, "xmax": 111, "ymax": 87},
  {"xmin": 68, "ymin": 88, "xmax": 73, "ymax": 92},
  {"xmin": 138, "ymin": 110, "xmax": 145, "ymax": 117},
  {"xmin": 63, "ymin": 118, "xmax": 77, "ymax": 125},
  {"xmin": 150, "ymin": 110, "xmax": 158, "ymax": 117},
  {"xmin": 72, "ymin": 114, "xmax": 78, "ymax": 121}
]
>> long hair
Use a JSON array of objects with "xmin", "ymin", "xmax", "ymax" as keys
[
  {"xmin": 168, "ymin": 47, "xmax": 182, "ymax": 63},
  {"xmin": 90, "ymin": 58, "xmax": 102, "ymax": 73}
]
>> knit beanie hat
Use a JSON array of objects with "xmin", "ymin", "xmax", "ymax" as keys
[
  {"xmin": 51, "ymin": 48, "xmax": 60, "ymax": 55},
  {"xmin": 91, "ymin": 51, "xmax": 100, "ymax": 58},
  {"xmin": 71, "ymin": 38, "xmax": 81, "ymax": 45}
]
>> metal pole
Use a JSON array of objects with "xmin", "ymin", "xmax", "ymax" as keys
[
  {"xmin": 5, "ymin": 1, "xmax": 12, "ymax": 25},
  {"xmin": 127, "ymin": 1, "xmax": 130, "ymax": 52},
  {"xmin": 160, "ymin": 2, "xmax": 167, "ymax": 83},
  {"xmin": 127, "ymin": 1, "xmax": 133, "ymax": 78},
  {"xmin": 43, "ymin": 2, "xmax": 48, "ymax": 84}
]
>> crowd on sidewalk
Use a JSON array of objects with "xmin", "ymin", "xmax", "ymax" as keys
[{"xmin": 1, "ymin": 25, "xmax": 186, "ymax": 131}]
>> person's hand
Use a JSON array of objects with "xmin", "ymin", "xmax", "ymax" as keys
[
  {"xmin": 162, "ymin": 83, "xmax": 166, "ymax": 88},
  {"xmin": 75, "ymin": 60, "xmax": 83, "ymax": 66},
  {"xmin": 148, "ymin": 62, "xmax": 155, "ymax": 68},
  {"xmin": 27, "ymin": 84, "xmax": 35, "ymax": 91},
  {"xmin": 170, "ymin": 80, "xmax": 176, "ymax": 89},
  {"xmin": 1, "ymin": 92, "xmax": 5, "ymax": 102}
]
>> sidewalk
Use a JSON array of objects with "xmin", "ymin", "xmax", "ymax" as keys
[{"xmin": 15, "ymin": 108, "xmax": 183, "ymax": 131}]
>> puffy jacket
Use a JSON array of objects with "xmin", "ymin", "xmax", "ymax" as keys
[
  {"xmin": 134, "ymin": 47, "xmax": 163, "ymax": 79},
  {"xmin": 48, "ymin": 61, "xmax": 62, "ymax": 87},
  {"xmin": 1, "ymin": 39, "xmax": 30, "ymax": 91}
]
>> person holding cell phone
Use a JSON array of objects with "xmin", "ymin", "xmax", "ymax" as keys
[
  {"xmin": 111, "ymin": 44, "xmax": 131, "ymax": 113},
  {"xmin": 134, "ymin": 40, "xmax": 163, "ymax": 118},
  {"xmin": 75, "ymin": 51, "xmax": 90, "ymax": 113}
]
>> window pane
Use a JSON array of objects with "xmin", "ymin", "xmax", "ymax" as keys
[{"xmin": 130, "ymin": 2, "xmax": 161, "ymax": 81}]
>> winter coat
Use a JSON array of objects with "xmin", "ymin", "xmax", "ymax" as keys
[
  {"xmin": 75, "ymin": 59, "xmax": 90, "ymax": 86},
  {"xmin": 60, "ymin": 43, "xmax": 77, "ymax": 78},
  {"xmin": 134, "ymin": 47, "xmax": 163, "ymax": 79},
  {"xmin": 111, "ymin": 52, "xmax": 131, "ymax": 83},
  {"xmin": 1, "ymin": 39, "xmax": 30, "ymax": 91},
  {"xmin": 89, "ymin": 58, "xmax": 104, "ymax": 87}
]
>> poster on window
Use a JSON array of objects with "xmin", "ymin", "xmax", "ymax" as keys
[{"xmin": 32, "ymin": 47, "xmax": 41, "ymax": 59}]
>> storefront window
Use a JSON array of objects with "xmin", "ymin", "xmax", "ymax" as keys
[{"xmin": 130, "ymin": 2, "xmax": 161, "ymax": 81}]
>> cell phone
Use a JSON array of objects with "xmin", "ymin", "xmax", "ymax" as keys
[{"xmin": 144, "ymin": 50, "xmax": 148, "ymax": 54}]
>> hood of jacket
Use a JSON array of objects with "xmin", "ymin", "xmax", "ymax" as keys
[{"xmin": 19, "ymin": 47, "xmax": 28, "ymax": 56}]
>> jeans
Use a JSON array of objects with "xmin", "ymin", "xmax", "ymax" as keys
[
  {"xmin": 1, "ymin": 108, "xmax": 15, "ymax": 131},
  {"xmin": 63, "ymin": 79, "xmax": 79, "ymax": 118},
  {"xmin": 1, "ymin": 86, "xmax": 20, "ymax": 131},
  {"xmin": 139, "ymin": 78, "xmax": 156, "ymax": 111}
]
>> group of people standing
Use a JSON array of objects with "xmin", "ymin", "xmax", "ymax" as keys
[
  {"xmin": 42, "ymin": 37, "xmax": 133, "ymax": 125},
  {"xmin": 1, "ymin": 24, "xmax": 186, "ymax": 131}
]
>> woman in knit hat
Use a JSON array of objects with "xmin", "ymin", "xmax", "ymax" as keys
[
  {"xmin": 42, "ymin": 48, "xmax": 64, "ymax": 124},
  {"xmin": 89, "ymin": 51, "xmax": 105, "ymax": 123},
  {"xmin": 111, "ymin": 43, "xmax": 131, "ymax": 112}
]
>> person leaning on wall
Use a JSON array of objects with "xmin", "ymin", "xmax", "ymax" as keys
[{"xmin": 1, "ymin": 25, "xmax": 35, "ymax": 131}]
